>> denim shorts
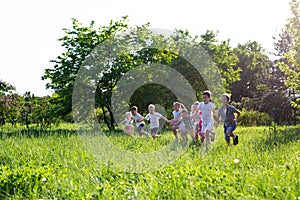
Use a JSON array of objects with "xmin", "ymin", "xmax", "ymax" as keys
[{"xmin": 224, "ymin": 125, "xmax": 236, "ymax": 140}]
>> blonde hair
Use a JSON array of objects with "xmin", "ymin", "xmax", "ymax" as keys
[
  {"xmin": 179, "ymin": 103, "xmax": 186, "ymax": 111},
  {"xmin": 181, "ymin": 109, "xmax": 188, "ymax": 114},
  {"xmin": 125, "ymin": 111, "xmax": 132, "ymax": 119},
  {"xmin": 148, "ymin": 104, "xmax": 155, "ymax": 110}
]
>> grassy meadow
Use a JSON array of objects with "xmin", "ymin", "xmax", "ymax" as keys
[{"xmin": 0, "ymin": 124, "xmax": 299, "ymax": 199}]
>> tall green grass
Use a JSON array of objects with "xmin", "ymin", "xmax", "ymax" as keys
[{"xmin": 0, "ymin": 124, "xmax": 299, "ymax": 199}]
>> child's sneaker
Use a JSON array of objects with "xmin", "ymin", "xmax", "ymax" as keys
[{"xmin": 233, "ymin": 134, "xmax": 238, "ymax": 145}]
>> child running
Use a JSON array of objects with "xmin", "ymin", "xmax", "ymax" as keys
[
  {"xmin": 144, "ymin": 104, "xmax": 169, "ymax": 139},
  {"xmin": 169, "ymin": 102, "xmax": 185, "ymax": 139},
  {"xmin": 198, "ymin": 111, "xmax": 204, "ymax": 143},
  {"xmin": 119, "ymin": 111, "xmax": 134, "ymax": 136},
  {"xmin": 190, "ymin": 102, "xmax": 200, "ymax": 142},
  {"xmin": 217, "ymin": 93, "xmax": 241, "ymax": 145},
  {"xmin": 130, "ymin": 106, "xmax": 149, "ymax": 137},
  {"xmin": 179, "ymin": 109, "xmax": 194, "ymax": 141},
  {"xmin": 198, "ymin": 91, "xmax": 216, "ymax": 145}
]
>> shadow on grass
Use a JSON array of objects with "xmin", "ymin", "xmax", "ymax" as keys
[
  {"xmin": 254, "ymin": 125, "xmax": 300, "ymax": 152},
  {"xmin": 0, "ymin": 125, "xmax": 129, "ymax": 138},
  {"xmin": 0, "ymin": 128, "xmax": 79, "ymax": 138}
]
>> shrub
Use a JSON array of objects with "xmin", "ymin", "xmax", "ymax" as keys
[{"xmin": 239, "ymin": 110, "xmax": 273, "ymax": 126}]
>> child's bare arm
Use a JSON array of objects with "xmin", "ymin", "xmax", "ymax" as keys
[
  {"xmin": 119, "ymin": 119, "xmax": 127, "ymax": 125},
  {"xmin": 137, "ymin": 117, "xmax": 145, "ymax": 122},
  {"xmin": 212, "ymin": 108, "xmax": 217, "ymax": 121},
  {"xmin": 161, "ymin": 116, "xmax": 169, "ymax": 122},
  {"xmin": 215, "ymin": 110, "xmax": 220, "ymax": 123}
]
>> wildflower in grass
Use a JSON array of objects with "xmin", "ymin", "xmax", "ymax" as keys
[
  {"xmin": 234, "ymin": 159, "xmax": 239, "ymax": 164},
  {"xmin": 42, "ymin": 177, "xmax": 47, "ymax": 182}
]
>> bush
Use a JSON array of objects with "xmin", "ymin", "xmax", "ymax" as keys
[{"xmin": 239, "ymin": 110, "xmax": 273, "ymax": 126}]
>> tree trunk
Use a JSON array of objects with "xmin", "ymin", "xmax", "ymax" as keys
[
  {"xmin": 101, "ymin": 105, "xmax": 112, "ymax": 131},
  {"xmin": 107, "ymin": 104, "xmax": 115, "ymax": 131}
]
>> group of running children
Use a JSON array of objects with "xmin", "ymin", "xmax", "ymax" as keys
[{"xmin": 120, "ymin": 91, "xmax": 241, "ymax": 145}]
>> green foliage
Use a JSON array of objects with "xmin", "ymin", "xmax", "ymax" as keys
[
  {"xmin": 239, "ymin": 110, "xmax": 273, "ymax": 126},
  {"xmin": 0, "ymin": 87, "xmax": 62, "ymax": 129},
  {"xmin": 0, "ymin": 80, "xmax": 15, "ymax": 94},
  {"xmin": 0, "ymin": 80, "xmax": 16, "ymax": 125},
  {"xmin": 0, "ymin": 124, "xmax": 299, "ymax": 199},
  {"xmin": 42, "ymin": 20, "xmax": 241, "ymax": 130},
  {"xmin": 42, "ymin": 17, "xmax": 129, "ymax": 127},
  {"xmin": 277, "ymin": 0, "xmax": 300, "ymax": 109},
  {"xmin": 231, "ymin": 41, "xmax": 271, "ymax": 102},
  {"xmin": 235, "ymin": 91, "xmax": 299, "ymax": 125}
]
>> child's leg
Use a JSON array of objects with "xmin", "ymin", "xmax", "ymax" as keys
[
  {"xmin": 151, "ymin": 128, "xmax": 158, "ymax": 139},
  {"xmin": 138, "ymin": 125, "xmax": 149, "ymax": 136},
  {"xmin": 226, "ymin": 125, "xmax": 237, "ymax": 145},
  {"xmin": 140, "ymin": 129, "xmax": 149, "ymax": 136},
  {"xmin": 172, "ymin": 125, "xmax": 178, "ymax": 139},
  {"xmin": 180, "ymin": 130, "xmax": 188, "ymax": 140},
  {"xmin": 190, "ymin": 128, "xmax": 195, "ymax": 140},
  {"xmin": 226, "ymin": 126, "xmax": 236, "ymax": 137},
  {"xmin": 194, "ymin": 124, "xmax": 199, "ymax": 141},
  {"xmin": 125, "ymin": 126, "xmax": 132, "ymax": 136},
  {"xmin": 201, "ymin": 136, "xmax": 205, "ymax": 143},
  {"xmin": 205, "ymin": 130, "xmax": 211, "ymax": 144},
  {"xmin": 226, "ymin": 131, "xmax": 235, "ymax": 137},
  {"xmin": 130, "ymin": 126, "xmax": 134, "ymax": 135},
  {"xmin": 200, "ymin": 123, "xmax": 206, "ymax": 143},
  {"xmin": 224, "ymin": 126, "xmax": 230, "ymax": 145},
  {"xmin": 202, "ymin": 122, "xmax": 211, "ymax": 144},
  {"xmin": 206, "ymin": 120, "xmax": 214, "ymax": 143}
]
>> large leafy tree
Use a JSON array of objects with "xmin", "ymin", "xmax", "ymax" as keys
[
  {"xmin": 43, "ymin": 18, "xmax": 241, "ymax": 130},
  {"xmin": 231, "ymin": 41, "xmax": 271, "ymax": 102},
  {"xmin": 130, "ymin": 30, "xmax": 240, "ymax": 114},
  {"xmin": 278, "ymin": 0, "xmax": 300, "ymax": 109},
  {"xmin": 42, "ymin": 17, "xmax": 129, "ymax": 120}
]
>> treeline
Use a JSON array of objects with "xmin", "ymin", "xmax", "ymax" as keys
[
  {"xmin": 1, "ymin": 1, "xmax": 299, "ymax": 129},
  {"xmin": 0, "ymin": 81, "xmax": 62, "ymax": 129}
]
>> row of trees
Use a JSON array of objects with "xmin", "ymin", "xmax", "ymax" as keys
[
  {"xmin": 1, "ymin": 1, "xmax": 299, "ymax": 129},
  {"xmin": 0, "ymin": 81, "xmax": 61, "ymax": 129}
]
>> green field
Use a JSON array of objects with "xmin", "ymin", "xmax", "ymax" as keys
[{"xmin": 0, "ymin": 124, "xmax": 299, "ymax": 199}]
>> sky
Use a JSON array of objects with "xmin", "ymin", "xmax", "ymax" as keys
[{"xmin": 0, "ymin": 0, "xmax": 292, "ymax": 96}]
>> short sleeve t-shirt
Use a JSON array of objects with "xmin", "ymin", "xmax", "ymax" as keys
[
  {"xmin": 132, "ymin": 113, "xmax": 145, "ymax": 127},
  {"xmin": 172, "ymin": 110, "xmax": 181, "ymax": 125},
  {"xmin": 180, "ymin": 115, "xmax": 193, "ymax": 129},
  {"xmin": 124, "ymin": 119, "xmax": 133, "ymax": 126},
  {"xmin": 145, "ymin": 112, "xmax": 163, "ymax": 129},
  {"xmin": 190, "ymin": 111, "xmax": 200, "ymax": 125},
  {"xmin": 199, "ymin": 102, "xmax": 216, "ymax": 123},
  {"xmin": 224, "ymin": 105, "xmax": 239, "ymax": 127}
]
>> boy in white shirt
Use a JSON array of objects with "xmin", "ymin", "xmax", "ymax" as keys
[
  {"xmin": 144, "ymin": 104, "xmax": 169, "ymax": 139},
  {"xmin": 131, "ymin": 106, "xmax": 149, "ymax": 137},
  {"xmin": 198, "ymin": 91, "xmax": 216, "ymax": 145}
]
